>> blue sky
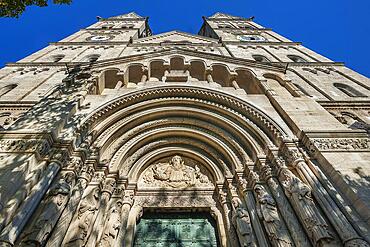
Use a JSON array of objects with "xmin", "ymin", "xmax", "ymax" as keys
[{"xmin": 0, "ymin": 0, "xmax": 369, "ymax": 77}]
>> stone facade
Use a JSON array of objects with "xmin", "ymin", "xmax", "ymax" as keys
[{"xmin": 0, "ymin": 11, "xmax": 369, "ymax": 246}]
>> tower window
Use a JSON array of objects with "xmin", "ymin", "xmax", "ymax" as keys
[
  {"xmin": 333, "ymin": 83, "xmax": 366, "ymax": 97},
  {"xmin": 101, "ymin": 25, "xmax": 113, "ymax": 29},
  {"xmin": 252, "ymin": 55, "xmax": 270, "ymax": 63},
  {"xmin": 122, "ymin": 25, "xmax": 134, "ymax": 29},
  {"xmin": 85, "ymin": 54, "xmax": 100, "ymax": 63},
  {"xmin": 287, "ymin": 55, "xmax": 307, "ymax": 63},
  {"xmin": 51, "ymin": 54, "xmax": 65, "ymax": 62},
  {"xmin": 0, "ymin": 84, "xmax": 17, "ymax": 97},
  {"xmin": 237, "ymin": 35, "xmax": 266, "ymax": 42}
]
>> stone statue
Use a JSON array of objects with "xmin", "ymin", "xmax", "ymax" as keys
[
  {"xmin": 99, "ymin": 200, "xmax": 123, "ymax": 247},
  {"xmin": 254, "ymin": 184, "xmax": 293, "ymax": 247},
  {"xmin": 141, "ymin": 155, "xmax": 212, "ymax": 188},
  {"xmin": 21, "ymin": 172, "xmax": 75, "ymax": 247},
  {"xmin": 231, "ymin": 198, "xmax": 255, "ymax": 247},
  {"xmin": 64, "ymin": 187, "xmax": 100, "ymax": 247},
  {"xmin": 280, "ymin": 169, "xmax": 333, "ymax": 246}
]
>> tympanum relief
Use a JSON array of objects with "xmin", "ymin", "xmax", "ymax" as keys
[{"xmin": 139, "ymin": 155, "xmax": 213, "ymax": 188}]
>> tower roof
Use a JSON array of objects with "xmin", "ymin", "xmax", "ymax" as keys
[
  {"xmin": 208, "ymin": 12, "xmax": 252, "ymax": 20},
  {"xmin": 107, "ymin": 12, "xmax": 143, "ymax": 19}
]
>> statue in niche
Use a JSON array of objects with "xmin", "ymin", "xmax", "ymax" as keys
[
  {"xmin": 65, "ymin": 187, "xmax": 100, "ymax": 247},
  {"xmin": 254, "ymin": 184, "xmax": 293, "ymax": 247},
  {"xmin": 21, "ymin": 172, "xmax": 75, "ymax": 247},
  {"xmin": 99, "ymin": 200, "xmax": 123, "ymax": 247},
  {"xmin": 231, "ymin": 198, "xmax": 255, "ymax": 247},
  {"xmin": 141, "ymin": 155, "xmax": 211, "ymax": 188},
  {"xmin": 280, "ymin": 169, "xmax": 333, "ymax": 245}
]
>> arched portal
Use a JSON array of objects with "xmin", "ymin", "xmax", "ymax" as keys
[{"xmin": 73, "ymin": 85, "xmax": 288, "ymax": 247}]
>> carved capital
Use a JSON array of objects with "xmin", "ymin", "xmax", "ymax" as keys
[
  {"xmin": 285, "ymin": 148, "xmax": 304, "ymax": 167},
  {"xmin": 122, "ymin": 190, "xmax": 134, "ymax": 206}
]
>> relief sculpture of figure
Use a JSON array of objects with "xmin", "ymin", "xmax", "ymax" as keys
[
  {"xmin": 143, "ymin": 155, "xmax": 212, "ymax": 188},
  {"xmin": 20, "ymin": 172, "xmax": 75, "ymax": 247},
  {"xmin": 280, "ymin": 169, "xmax": 334, "ymax": 246},
  {"xmin": 99, "ymin": 200, "xmax": 123, "ymax": 247},
  {"xmin": 64, "ymin": 187, "xmax": 100, "ymax": 247},
  {"xmin": 254, "ymin": 184, "xmax": 293, "ymax": 247},
  {"xmin": 231, "ymin": 198, "xmax": 255, "ymax": 247}
]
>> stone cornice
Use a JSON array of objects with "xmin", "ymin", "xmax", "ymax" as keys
[
  {"xmin": 49, "ymin": 41, "xmax": 129, "ymax": 46},
  {"xmin": 223, "ymin": 41, "xmax": 302, "ymax": 45},
  {"xmin": 99, "ymin": 17, "xmax": 146, "ymax": 22},
  {"xmin": 318, "ymin": 101, "xmax": 370, "ymax": 108}
]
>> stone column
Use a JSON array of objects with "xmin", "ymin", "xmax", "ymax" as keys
[
  {"xmin": 140, "ymin": 74, "xmax": 147, "ymax": 83},
  {"xmin": 115, "ymin": 190, "xmax": 135, "ymax": 247},
  {"xmin": 45, "ymin": 163, "xmax": 94, "ymax": 247},
  {"xmin": 260, "ymin": 164, "xmax": 311, "ymax": 247},
  {"xmin": 286, "ymin": 149, "xmax": 370, "ymax": 247},
  {"xmin": 275, "ymin": 157, "xmax": 336, "ymax": 247},
  {"xmin": 86, "ymin": 178, "xmax": 116, "ymax": 246},
  {"xmin": 218, "ymin": 191, "xmax": 240, "ymax": 247},
  {"xmin": 231, "ymin": 80, "xmax": 240, "ymax": 89},
  {"xmin": 0, "ymin": 161, "xmax": 47, "ymax": 232},
  {"xmin": 19, "ymin": 171, "xmax": 76, "ymax": 247},
  {"xmin": 238, "ymin": 174, "xmax": 269, "ymax": 247},
  {"xmin": 0, "ymin": 161, "xmax": 60, "ymax": 246}
]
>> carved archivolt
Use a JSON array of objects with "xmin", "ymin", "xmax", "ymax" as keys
[{"xmin": 82, "ymin": 86, "xmax": 289, "ymax": 144}]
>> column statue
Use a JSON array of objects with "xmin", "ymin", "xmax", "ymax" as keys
[
  {"xmin": 20, "ymin": 172, "xmax": 75, "ymax": 246},
  {"xmin": 64, "ymin": 186, "xmax": 100, "ymax": 246},
  {"xmin": 231, "ymin": 198, "xmax": 256, "ymax": 247},
  {"xmin": 254, "ymin": 184, "xmax": 293, "ymax": 247}
]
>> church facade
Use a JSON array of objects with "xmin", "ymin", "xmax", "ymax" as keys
[{"xmin": 0, "ymin": 12, "xmax": 369, "ymax": 247}]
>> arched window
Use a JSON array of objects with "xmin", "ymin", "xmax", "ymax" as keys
[
  {"xmin": 85, "ymin": 54, "xmax": 100, "ymax": 63},
  {"xmin": 51, "ymin": 54, "xmax": 65, "ymax": 62},
  {"xmin": 238, "ymin": 24, "xmax": 253, "ymax": 29},
  {"xmin": 287, "ymin": 55, "xmax": 307, "ymax": 63},
  {"xmin": 252, "ymin": 55, "xmax": 270, "ymax": 63},
  {"xmin": 101, "ymin": 25, "xmax": 113, "ymax": 29},
  {"xmin": 293, "ymin": 83, "xmax": 311, "ymax": 96},
  {"xmin": 122, "ymin": 25, "xmax": 134, "ymax": 29},
  {"xmin": 333, "ymin": 83, "xmax": 366, "ymax": 97},
  {"xmin": 0, "ymin": 84, "xmax": 17, "ymax": 97},
  {"xmin": 237, "ymin": 35, "xmax": 266, "ymax": 42}
]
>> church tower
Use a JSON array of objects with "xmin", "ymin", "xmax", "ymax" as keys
[{"xmin": 0, "ymin": 12, "xmax": 369, "ymax": 247}]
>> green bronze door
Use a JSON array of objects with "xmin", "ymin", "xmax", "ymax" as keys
[{"xmin": 134, "ymin": 212, "xmax": 219, "ymax": 247}]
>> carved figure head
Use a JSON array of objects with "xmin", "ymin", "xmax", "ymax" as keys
[
  {"xmin": 254, "ymin": 184, "xmax": 265, "ymax": 196},
  {"xmin": 64, "ymin": 171, "xmax": 75, "ymax": 185},
  {"xmin": 232, "ymin": 197, "xmax": 242, "ymax": 209},
  {"xmin": 171, "ymin": 155, "xmax": 184, "ymax": 170}
]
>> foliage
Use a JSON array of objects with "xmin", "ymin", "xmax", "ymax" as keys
[{"xmin": 0, "ymin": 0, "xmax": 72, "ymax": 18}]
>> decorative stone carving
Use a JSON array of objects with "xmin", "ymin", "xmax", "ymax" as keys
[
  {"xmin": 279, "ymin": 169, "xmax": 334, "ymax": 246},
  {"xmin": 99, "ymin": 200, "xmax": 123, "ymax": 247},
  {"xmin": 64, "ymin": 187, "xmax": 100, "ymax": 247},
  {"xmin": 254, "ymin": 184, "xmax": 293, "ymax": 247},
  {"xmin": 20, "ymin": 172, "xmax": 75, "ymax": 246},
  {"xmin": 139, "ymin": 155, "xmax": 212, "ymax": 188},
  {"xmin": 231, "ymin": 198, "xmax": 256, "ymax": 247},
  {"xmin": 311, "ymin": 138, "xmax": 370, "ymax": 151},
  {"xmin": 0, "ymin": 139, "xmax": 50, "ymax": 156}
]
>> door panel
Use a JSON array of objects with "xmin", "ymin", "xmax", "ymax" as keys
[{"xmin": 134, "ymin": 212, "xmax": 219, "ymax": 247}]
